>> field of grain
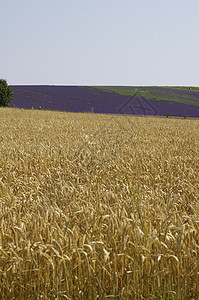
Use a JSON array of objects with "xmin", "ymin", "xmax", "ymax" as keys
[{"xmin": 0, "ymin": 108, "xmax": 198, "ymax": 299}]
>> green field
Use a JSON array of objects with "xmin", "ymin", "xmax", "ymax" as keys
[{"xmin": 91, "ymin": 86, "xmax": 199, "ymax": 106}]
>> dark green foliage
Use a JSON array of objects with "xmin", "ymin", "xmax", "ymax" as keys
[{"xmin": 0, "ymin": 79, "xmax": 13, "ymax": 107}]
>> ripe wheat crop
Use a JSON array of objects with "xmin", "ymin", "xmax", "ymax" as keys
[{"xmin": 0, "ymin": 108, "xmax": 198, "ymax": 299}]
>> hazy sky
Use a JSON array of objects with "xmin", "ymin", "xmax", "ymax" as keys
[{"xmin": 1, "ymin": 0, "xmax": 199, "ymax": 86}]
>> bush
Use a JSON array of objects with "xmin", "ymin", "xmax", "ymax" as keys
[{"xmin": 0, "ymin": 79, "xmax": 13, "ymax": 107}]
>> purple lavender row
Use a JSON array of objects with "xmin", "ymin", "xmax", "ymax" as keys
[{"xmin": 10, "ymin": 86, "xmax": 199, "ymax": 117}]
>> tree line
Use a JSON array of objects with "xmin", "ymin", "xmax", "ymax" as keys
[{"xmin": 0, "ymin": 79, "xmax": 13, "ymax": 106}]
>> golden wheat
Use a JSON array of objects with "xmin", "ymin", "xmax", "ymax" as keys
[{"xmin": 0, "ymin": 107, "xmax": 198, "ymax": 299}]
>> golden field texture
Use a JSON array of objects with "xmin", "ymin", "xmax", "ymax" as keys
[{"xmin": 0, "ymin": 108, "xmax": 199, "ymax": 299}]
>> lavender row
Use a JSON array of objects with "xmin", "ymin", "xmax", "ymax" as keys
[{"xmin": 10, "ymin": 86, "xmax": 199, "ymax": 117}]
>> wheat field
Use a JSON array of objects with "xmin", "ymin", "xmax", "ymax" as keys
[{"xmin": 0, "ymin": 107, "xmax": 198, "ymax": 299}]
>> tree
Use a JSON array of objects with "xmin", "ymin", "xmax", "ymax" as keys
[{"xmin": 0, "ymin": 79, "xmax": 13, "ymax": 107}]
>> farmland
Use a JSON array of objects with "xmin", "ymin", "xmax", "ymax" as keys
[
  {"xmin": 0, "ymin": 108, "xmax": 199, "ymax": 299},
  {"xmin": 11, "ymin": 86, "xmax": 199, "ymax": 117}
]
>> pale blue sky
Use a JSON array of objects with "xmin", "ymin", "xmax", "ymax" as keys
[{"xmin": 1, "ymin": 0, "xmax": 199, "ymax": 86}]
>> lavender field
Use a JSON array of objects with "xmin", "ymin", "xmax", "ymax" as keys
[{"xmin": 11, "ymin": 85, "xmax": 199, "ymax": 116}]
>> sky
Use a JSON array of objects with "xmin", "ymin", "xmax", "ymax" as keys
[{"xmin": 1, "ymin": 0, "xmax": 199, "ymax": 86}]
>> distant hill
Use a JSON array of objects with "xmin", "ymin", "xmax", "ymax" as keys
[{"xmin": 11, "ymin": 86, "xmax": 199, "ymax": 116}]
